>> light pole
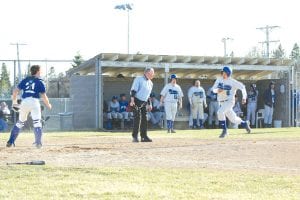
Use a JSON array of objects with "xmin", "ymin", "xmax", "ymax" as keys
[
  {"xmin": 115, "ymin": 3, "xmax": 133, "ymax": 54},
  {"xmin": 10, "ymin": 42, "xmax": 27, "ymax": 81},
  {"xmin": 221, "ymin": 37, "xmax": 233, "ymax": 57}
]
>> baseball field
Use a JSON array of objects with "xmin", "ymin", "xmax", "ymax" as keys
[{"xmin": 0, "ymin": 128, "xmax": 299, "ymax": 200}]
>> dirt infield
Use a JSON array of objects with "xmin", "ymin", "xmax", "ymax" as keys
[{"xmin": 1, "ymin": 133, "xmax": 300, "ymax": 174}]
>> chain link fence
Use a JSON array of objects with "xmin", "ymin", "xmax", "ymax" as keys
[
  {"xmin": 0, "ymin": 98, "xmax": 72, "ymax": 131},
  {"xmin": 295, "ymin": 72, "xmax": 300, "ymax": 126}
]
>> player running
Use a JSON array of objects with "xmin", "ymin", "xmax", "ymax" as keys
[
  {"xmin": 160, "ymin": 74, "xmax": 183, "ymax": 133},
  {"xmin": 212, "ymin": 66, "xmax": 251, "ymax": 138},
  {"xmin": 6, "ymin": 65, "xmax": 52, "ymax": 148}
]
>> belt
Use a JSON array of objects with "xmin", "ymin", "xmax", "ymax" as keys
[
  {"xmin": 134, "ymin": 98, "xmax": 148, "ymax": 108},
  {"xmin": 219, "ymin": 99, "xmax": 229, "ymax": 103}
]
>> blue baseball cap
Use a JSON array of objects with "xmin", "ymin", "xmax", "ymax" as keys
[
  {"xmin": 221, "ymin": 66, "xmax": 232, "ymax": 77},
  {"xmin": 170, "ymin": 74, "xmax": 177, "ymax": 79}
]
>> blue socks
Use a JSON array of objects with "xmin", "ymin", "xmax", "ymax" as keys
[
  {"xmin": 219, "ymin": 120, "xmax": 227, "ymax": 131},
  {"xmin": 167, "ymin": 120, "xmax": 172, "ymax": 130},
  {"xmin": 199, "ymin": 119, "xmax": 203, "ymax": 128},
  {"xmin": 167, "ymin": 120, "xmax": 175, "ymax": 130},
  {"xmin": 240, "ymin": 121, "xmax": 247, "ymax": 128},
  {"xmin": 7, "ymin": 125, "xmax": 21, "ymax": 145},
  {"xmin": 193, "ymin": 119, "xmax": 197, "ymax": 128},
  {"xmin": 34, "ymin": 127, "xmax": 43, "ymax": 145}
]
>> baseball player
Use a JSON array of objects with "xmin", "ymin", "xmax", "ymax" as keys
[
  {"xmin": 207, "ymin": 86, "xmax": 219, "ymax": 128},
  {"xmin": 160, "ymin": 74, "xmax": 183, "ymax": 133},
  {"xmin": 212, "ymin": 66, "xmax": 251, "ymax": 138},
  {"xmin": 6, "ymin": 65, "xmax": 52, "ymax": 148},
  {"xmin": 263, "ymin": 81, "xmax": 276, "ymax": 128},
  {"xmin": 188, "ymin": 80, "xmax": 207, "ymax": 128},
  {"xmin": 119, "ymin": 94, "xmax": 132, "ymax": 128},
  {"xmin": 106, "ymin": 96, "xmax": 122, "ymax": 129},
  {"xmin": 148, "ymin": 92, "xmax": 164, "ymax": 128},
  {"xmin": 246, "ymin": 84, "xmax": 258, "ymax": 127}
]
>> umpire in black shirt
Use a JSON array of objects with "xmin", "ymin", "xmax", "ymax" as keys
[{"xmin": 130, "ymin": 67, "xmax": 155, "ymax": 142}]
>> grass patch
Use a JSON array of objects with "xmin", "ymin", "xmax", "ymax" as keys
[{"xmin": 0, "ymin": 166, "xmax": 299, "ymax": 200}]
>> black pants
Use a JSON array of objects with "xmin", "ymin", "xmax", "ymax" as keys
[{"xmin": 132, "ymin": 98, "xmax": 148, "ymax": 139}]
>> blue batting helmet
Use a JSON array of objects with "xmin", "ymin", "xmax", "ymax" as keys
[
  {"xmin": 170, "ymin": 74, "xmax": 177, "ymax": 79},
  {"xmin": 112, "ymin": 95, "xmax": 118, "ymax": 100},
  {"xmin": 221, "ymin": 66, "xmax": 232, "ymax": 77}
]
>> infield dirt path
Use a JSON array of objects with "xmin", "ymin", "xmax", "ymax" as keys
[{"xmin": 1, "ymin": 134, "xmax": 300, "ymax": 174}]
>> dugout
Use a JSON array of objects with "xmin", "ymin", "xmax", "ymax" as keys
[{"xmin": 67, "ymin": 53, "xmax": 294, "ymax": 130}]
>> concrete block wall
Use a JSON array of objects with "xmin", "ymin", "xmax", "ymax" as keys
[{"xmin": 70, "ymin": 75, "xmax": 96, "ymax": 129}]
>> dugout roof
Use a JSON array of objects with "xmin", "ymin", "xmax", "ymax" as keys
[{"xmin": 68, "ymin": 53, "xmax": 293, "ymax": 80}]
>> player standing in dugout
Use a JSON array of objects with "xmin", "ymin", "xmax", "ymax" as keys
[
  {"xmin": 212, "ymin": 66, "xmax": 251, "ymax": 138},
  {"xmin": 160, "ymin": 74, "xmax": 183, "ymax": 133},
  {"xmin": 6, "ymin": 65, "xmax": 52, "ymax": 148},
  {"xmin": 188, "ymin": 79, "xmax": 207, "ymax": 129},
  {"xmin": 130, "ymin": 67, "xmax": 155, "ymax": 142}
]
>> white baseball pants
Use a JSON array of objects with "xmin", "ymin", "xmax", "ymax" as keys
[{"xmin": 164, "ymin": 102, "xmax": 178, "ymax": 121}]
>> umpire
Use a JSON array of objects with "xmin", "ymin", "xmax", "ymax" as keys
[{"xmin": 130, "ymin": 67, "xmax": 155, "ymax": 142}]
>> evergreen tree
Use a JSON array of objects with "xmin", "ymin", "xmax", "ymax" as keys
[
  {"xmin": 48, "ymin": 66, "xmax": 57, "ymax": 79},
  {"xmin": 72, "ymin": 52, "xmax": 84, "ymax": 68},
  {"xmin": 0, "ymin": 63, "xmax": 12, "ymax": 97},
  {"xmin": 246, "ymin": 46, "xmax": 262, "ymax": 58},
  {"xmin": 272, "ymin": 44, "xmax": 286, "ymax": 59},
  {"xmin": 290, "ymin": 43, "xmax": 300, "ymax": 60}
]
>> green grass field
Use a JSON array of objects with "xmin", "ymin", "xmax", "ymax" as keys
[{"xmin": 0, "ymin": 128, "xmax": 299, "ymax": 200}]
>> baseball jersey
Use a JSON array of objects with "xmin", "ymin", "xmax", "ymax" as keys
[
  {"xmin": 207, "ymin": 87, "xmax": 218, "ymax": 101},
  {"xmin": 212, "ymin": 77, "xmax": 247, "ymax": 102},
  {"xmin": 247, "ymin": 90, "xmax": 258, "ymax": 103},
  {"xmin": 119, "ymin": 100, "xmax": 129, "ymax": 112},
  {"xmin": 108, "ymin": 101, "xmax": 120, "ymax": 112},
  {"xmin": 271, "ymin": 89, "xmax": 275, "ymax": 103},
  {"xmin": 130, "ymin": 76, "xmax": 153, "ymax": 102},
  {"xmin": 18, "ymin": 76, "xmax": 46, "ymax": 99},
  {"xmin": 188, "ymin": 86, "xmax": 206, "ymax": 104},
  {"xmin": 160, "ymin": 83, "xmax": 184, "ymax": 103}
]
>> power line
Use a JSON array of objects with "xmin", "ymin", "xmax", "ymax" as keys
[
  {"xmin": 10, "ymin": 43, "xmax": 27, "ymax": 81},
  {"xmin": 256, "ymin": 25, "xmax": 280, "ymax": 58}
]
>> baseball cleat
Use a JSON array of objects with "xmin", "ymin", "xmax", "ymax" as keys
[
  {"xmin": 171, "ymin": 130, "xmax": 176, "ymax": 133},
  {"xmin": 6, "ymin": 142, "xmax": 15, "ymax": 147},
  {"xmin": 219, "ymin": 130, "xmax": 228, "ymax": 138},
  {"xmin": 245, "ymin": 121, "xmax": 251, "ymax": 134},
  {"xmin": 141, "ymin": 137, "xmax": 152, "ymax": 142},
  {"xmin": 167, "ymin": 129, "xmax": 171, "ymax": 133},
  {"xmin": 132, "ymin": 137, "xmax": 139, "ymax": 143}
]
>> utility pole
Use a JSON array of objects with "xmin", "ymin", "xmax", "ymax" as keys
[
  {"xmin": 10, "ymin": 43, "xmax": 27, "ymax": 81},
  {"xmin": 256, "ymin": 25, "xmax": 280, "ymax": 58},
  {"xmin": 221, "ymin": 37, "xmax": 233, "ymax": 57}
]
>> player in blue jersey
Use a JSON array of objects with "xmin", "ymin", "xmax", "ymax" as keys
[
  {"xmin": 6, "ymin": 65, "xmax": 52, "ymax": 148},
  {"xmin": 119, "ymin": 93, "xmax": 132, "ymax": 128}
]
